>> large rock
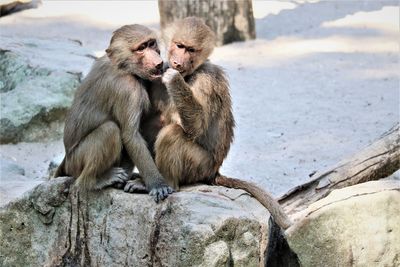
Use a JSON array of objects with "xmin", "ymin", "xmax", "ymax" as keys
[
  {"xmin": 0, "ymin": 177, "xmax": 270, "ymax": 266},
  {"xmin": 0, "ymin": 36, "xmax": 94, "ymax": 143},
  {"xmin": 287, "ymin": 180, "xmax": 400, "ymax": 267}
]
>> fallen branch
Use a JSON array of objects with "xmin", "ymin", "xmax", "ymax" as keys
[{"xmin": 279, "ymin": 123, "xmax": 400, "ymax": 215}]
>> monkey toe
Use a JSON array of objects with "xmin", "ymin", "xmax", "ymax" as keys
[
  {"xmin": 94, "ymin": 168, "xmax": 130, "ymax": 190},
  {"xmin": 113, "ymin": 167, "xmax": 130, "ymax": 181},
  {"xmin": 130, "ymin": 172, "xmax": 143, "ymax": 180},
  {"xmin": 123, "ymin": 179, "xmax": 147, "ymax": 193},
  {"xmin": 112, "ymin": 182, "xmax": 125, "ymax": 189}
]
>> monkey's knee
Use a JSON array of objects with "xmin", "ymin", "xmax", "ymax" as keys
[
  {"xmin": 66, "ymin": 121, "xmax": 123, "ymax": 189},
  {"xmin": 155, "ymin": 124, "xmax": 214, "ymax": 187}
]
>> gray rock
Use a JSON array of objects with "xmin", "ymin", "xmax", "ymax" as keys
[
  {"xmin": 287, "ymin": 180, "xmax": 400, "ymax": 267},
  {"xmin": 0, "ymin": 36, "xmax": 94, "ymax": 143},
  {"xmin": 0, "ymin": 179, "xmax": 270, "ymax": 266}
]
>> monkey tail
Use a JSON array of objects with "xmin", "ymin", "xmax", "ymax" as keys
[{"xmin": 214, "ymin": 174, "xmax": 292, "ymax": 230}]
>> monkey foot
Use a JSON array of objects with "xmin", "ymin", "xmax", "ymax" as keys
[
  {"xmin": 130, "ymin": 172, "xmax": 143, "ymax": 180},
  {"xmin": 125, "ymin": 179, "xmax": 174, "ymax": 203},
  {"xmin": 94, "ymin": 167, "xmax": 130, "ymax": 190},
  {"xmin": 124, "ymin": 179, "xmax": 148, "ymax": 193}
]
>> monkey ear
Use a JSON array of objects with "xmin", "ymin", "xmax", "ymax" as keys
[{"xmin": 105, "ymin": 48, "xmax": 112, "ymax": 58}]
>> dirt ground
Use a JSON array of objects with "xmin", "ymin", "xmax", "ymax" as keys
[{"xmin": 1, "ymin": 1, "xmax": 399, "ymax": 204}]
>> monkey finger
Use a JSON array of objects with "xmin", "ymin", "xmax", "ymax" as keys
[
  {"xmin": 162, "ymin": 187, "xmax": 173, "ymax": 197},
  {"xmin": 162, "ymin": 68, "xmax": 179, "ymax": 85},
  {"xmin": 167, "ymin": 187, "xmax": 174, "ymax": 194},
  {"xmin": 149, "ymin": 189, "xmax": 160, "ymax": 203}
]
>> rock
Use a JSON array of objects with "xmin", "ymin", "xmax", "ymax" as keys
[
  {"xmin": 0, "ymin": 0, "xmax": 40, "ymax": 17},
  {"xmin": 0, "ymin": 36, "xmax": 94, "ymax": 143},
  {"xmin": 0, "ymin": 179, "xmax": 270, "ymax": 266},
  {"xmin": 287, "ymin": 180, "xmax": 400, "ymax": 267}
]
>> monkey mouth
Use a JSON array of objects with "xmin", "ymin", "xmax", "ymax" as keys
[
  {"xmin": 150, "ymin": 69, "xmax": 163, "ymax": 78},
  {"xmin": 170, "ymin": 67, "xmax": 186, "ymax": 75}
]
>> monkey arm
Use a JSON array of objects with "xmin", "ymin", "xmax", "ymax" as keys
[
  {"xmin": 122, "ymin": 130, "xmax": 166, "ymax": 188},
  {"xmin": 114, "ymin": 84, "xmax": 168, "ymax": 191},
  {"xmin": 163, "ymin": 69, "xmax": 208, "ymax": 139}
]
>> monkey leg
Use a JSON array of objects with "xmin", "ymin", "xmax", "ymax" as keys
[
  {"xmin": 118, "ymin": 148, "xmax": 136, "ymax": 177},
  {"xmin": 65, "ymin": 121, "xmax": 129, "ymax": 190},
  {"xmin": 155, "ymin": 124, "xmax": 215, "ymax": 189}
]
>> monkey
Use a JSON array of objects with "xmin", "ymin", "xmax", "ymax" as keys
[
  {"xmin": 123, "ymin": 18, "xmax": 292, "ymax": 229},
  {"xmin": 54, "ymin": 24, "xmax": 173, "ymax": 203}
]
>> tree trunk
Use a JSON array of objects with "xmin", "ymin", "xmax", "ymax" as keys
[
  {"xmin": 158, "ymin": 0, "xmax": 256, "ymax": 46},
  {"xmin": 279, "ymin": 123, "xmax": 400, "ymax": 215}
]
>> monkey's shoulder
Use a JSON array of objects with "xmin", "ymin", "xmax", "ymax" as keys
[
  {"xmin": 195, "ymin": 62, "xmax": 227, "ymax": 80},
  {"xmin": 82, "ymin": 57, "xmax": 146, "ymax": 95},
  {"xmin": 189, "ymin": 62, "xmax": 230, "ymax": 98}
]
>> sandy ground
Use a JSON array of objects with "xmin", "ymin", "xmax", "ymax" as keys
[{"xmin": 0, "ymin": 0, "xmax": 399, "ymax": 204}]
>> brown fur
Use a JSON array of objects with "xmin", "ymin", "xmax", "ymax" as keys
[
  {"xmin": 153, "ymin": 17, "xmax": 292, "ymax": 229},
  {"xmin": 55, "ymin": 24, "xmax": 173, "ymax": 201}
]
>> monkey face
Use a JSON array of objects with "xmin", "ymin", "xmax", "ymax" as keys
[
  {"xmin": 130, "ymin": 39, "xmax": 164, "ymax": 81},
  {"xmin": 164, "ymin": 17, "xmax": 216, "ymax": 76},
  {"xmin": 106, "ymin": 25, "xmax": 164, "ymax": 81},
  {"xmin": 168, "ymin": 41, "xmax": 198, "ymax": 77}
]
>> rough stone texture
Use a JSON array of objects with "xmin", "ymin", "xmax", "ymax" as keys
[
  {"xmin": 287, "ymin": 180, "xmax": 400, "ymax": 267},
  {"xmin": 0, "ymin": 36, "xmax": 94, "ymax": 143},
  {"xmin": 159, "ymin": 0, "xmax": 255, "ymax": 46},
  {"xmin": 0, "ymin": 178, "xmax": 270, "ymax": 267}
]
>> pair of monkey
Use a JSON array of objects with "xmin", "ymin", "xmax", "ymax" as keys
[{"xmin": 55, "ymin": 17, "xmax": 292, "ymax": 230}]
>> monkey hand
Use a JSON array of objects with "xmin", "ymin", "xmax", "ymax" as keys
[
  {"xmin": 148, "ymin": 181, "xmax": 174, "ymax": 203},
  {"xmin": 162, "ymin": 68, "xmax": 182, "ymax": 88}
]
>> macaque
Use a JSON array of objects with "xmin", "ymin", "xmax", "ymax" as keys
[
  {"xmin": 124, "ymin": 18, "xmax": 292, "ymax": 229},
  {"xmin": 55, "ymin": 24, "xmax": 173, "ymax": 202}
]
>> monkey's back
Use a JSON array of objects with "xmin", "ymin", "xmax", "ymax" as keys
[{"xmin": 63, "ymin": 56, "xmax": 146, "ymax": 154}]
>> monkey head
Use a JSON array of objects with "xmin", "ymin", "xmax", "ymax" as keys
[
  {"xmin": 165, "ymin": 17, "xmax": 216, "ymax": 77},
  {"xmin": 106, "ymin": 24, "xmax": 163, "ymax": 81}
]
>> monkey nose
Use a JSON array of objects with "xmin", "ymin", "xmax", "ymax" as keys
[
  {"xmin": 173, "ymin": 61, "xmax": 182, "ymax": 69},
  {"xmin": 156, "ymin": 62, "xmax": 163, "ymax": 70}
]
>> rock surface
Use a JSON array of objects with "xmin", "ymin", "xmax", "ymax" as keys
[
  {"xmin": 0, "ymin": 36, "xmax": 93, "ymax": 143},
  {"xmin": 0, "ymin": 178, "xmax": 270, "ymax": 267},
  {"xmin": 287, "ymin": 180, "xmax": 400, "ymax": 267}
]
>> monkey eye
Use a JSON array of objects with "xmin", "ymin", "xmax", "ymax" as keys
[
  {"xmin": 176, "ymin": 43, "xmax": 184, "ymax": 49},
  {"xmin": 136, "ymin": 43, "xmax": 146, "ymax": 52},
  {"xmin": 148, "ymin": 40, "xmax": 156, "ymax": 48},
  {"xmin": 187, "ymin": 47, "xmax": 196, "ymax": 53}
]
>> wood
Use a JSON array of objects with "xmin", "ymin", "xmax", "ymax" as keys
[
  {"xmin": 158, "ymin": 0, "xmax": 256, "ymax": 46},
  {"xmin": 279, "ymin": 123, "xmax": 400, "ymax": 215}
]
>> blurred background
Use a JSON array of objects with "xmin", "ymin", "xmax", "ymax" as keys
[{"xmin": 0, "ymin": 0, "xmax": 399, "ymax": 204}]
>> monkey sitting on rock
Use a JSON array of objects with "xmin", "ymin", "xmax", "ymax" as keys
[
  {"xmin": 55, "ymin": 24, "xmax": 174, "ymax": 203},
  {"xmin": 124, "ymin": 17, "xmax": 292, "ymax": 229}
]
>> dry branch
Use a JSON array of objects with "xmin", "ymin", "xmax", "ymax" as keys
[{"xmin": 279, "ymin": 123, "xmax": 400, "ymax": 214}]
